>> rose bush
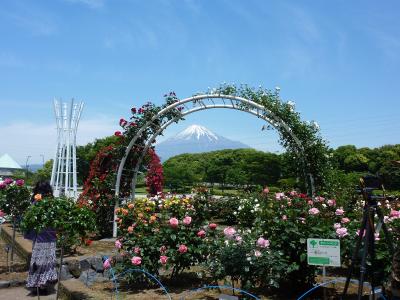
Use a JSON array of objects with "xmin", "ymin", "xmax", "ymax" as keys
[
  {"xmin": 208, "ymin": 227, "xmax": 296, "ymax": 290},
  {"xmin": 0, "ymin": 178, "xmax": 31, "ymax": 220},
  {"xmin": 113, "ymin": 195, "xmax": 217, "ymax": 280}
]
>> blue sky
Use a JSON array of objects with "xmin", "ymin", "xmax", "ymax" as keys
[{"xmin": 0, "ymin": 0, "xmax": 399, "ymax": 164}]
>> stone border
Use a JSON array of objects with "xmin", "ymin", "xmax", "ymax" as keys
[
  {"xmin": 0, "ymin": 223, "xmax": 32, "ymax": 268},
  {"xmin": 0, "ymin": 278, "xmax": 26, "ymax": 289},
  {"xmin": 60, "ymin": 278, "xmax": 107, "ymax": 300}
]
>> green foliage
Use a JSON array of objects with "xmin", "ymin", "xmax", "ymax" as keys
[
  {"xmin": 209, "ymin": 196, "xmax": 240, "ymax": 225},
  {"xmin": 20, "ymin": 197, "xmax": 96, "ymax": 250},
  {"xmin": 163, "ymin": 149, "xmax": 282, "ymax": 190},
  {"xmin": 332, "ymin": 144, "xmax": 400, "ymax": 190}
]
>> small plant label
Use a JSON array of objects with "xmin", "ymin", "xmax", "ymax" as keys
[{"xmin": 307, "ymin": 238, "xmax": 341, "ymax": 267}]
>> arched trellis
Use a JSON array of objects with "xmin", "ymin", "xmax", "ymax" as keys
[{"xmin": 113, "ymin": 94, "xmax": 315, "ymax": 237}]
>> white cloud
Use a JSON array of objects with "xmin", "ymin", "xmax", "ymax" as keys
[{"xmin": 0, "ymin": 115, "xmax": 118, "ymax": 165}]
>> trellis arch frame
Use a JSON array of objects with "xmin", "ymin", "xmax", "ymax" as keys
[
  {"xmin": 113, "ymin": 92, "xmax": 324, "ymax": 237},
  {"xmin": 115, "ymin": 94, "xmax": 309, "ymax": 196}
]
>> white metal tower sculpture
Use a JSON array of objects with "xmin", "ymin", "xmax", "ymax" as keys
[{"xmin": 50, "ymin": 99, "xmax": 84, "ymax": 200}]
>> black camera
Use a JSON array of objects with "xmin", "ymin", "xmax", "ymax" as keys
[
  {"xmin": 362, "ymin": 175, "xmax": 382, "ymax": 190},
  {"xmin": 355, "ymin": 175, "xmax": 382, "ymax": 195},
  {"xmin": 356, "ymin": 175, "xmax": 397, "ymax": 202}
]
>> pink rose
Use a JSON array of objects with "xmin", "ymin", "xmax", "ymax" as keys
[
  {"xmin": 178, "ymin": 244, "xmax": 188, "ymax": 254},
  {"xmin": 197, "ymin": 230, "xmax": 206, "ymax": 238},
  {"xmin": 341, "ymin": 217, "xmax": 350, "ymax": 224},
  {"xmin": 390, "ymin": 210, "xmax": 400, "ymax": 218},
  {"xmin": 4, "ymin": 178, "xmax": 13, "ymax": 185},
  {"xmin": 275, "ymin": 192, "xmax": 285, "ymax": 200},
  {"xmin": 307, "ymin": 200, "xmax": 313, "ymax": 205},
  {"xmin": 115, "ymin": 240, "xmax": 122, "ymax": 249},
  {"xmin": 103, "ymin": 258, "xmax": 111, "ymax": 269},
  {"xmin": 131, "ymin": 256, "xmax": 142, "ymax": 266},
  {"xmin": 183, "ymin": 216, "xmax": 192, "ymax": 226},
  {"xmin": 289, "ymin": 190, "xmax": 297, "ymax": 196},
  {"xmin": 169, "ymin": 217, "xmax": 179, "ymax": 228},
  {"xmin": 257, "ymin": 237, "xmax": 270, "ymax": 248},
  {"xmin": 335, "ymin": 208, "xmax": 345, "ymax": 216},
  {"xmin": 160, "ymin": 245, "xmax": 167, "ymax": 253},
  {"xmin": 15, "ymin": 179, "xmax": 24, "ymax": 186},
  {"xmin": 159, "ymin": 255, "xmax": 168, "ymax": 265},
  {"xmin": 334, "ymin": 223, "xmax": 341, "ymax": 229},
  {"xmin": 314, "ymin": 196, "xmax": 325, "ymax": 202},
  {"xmin": 114, "ymin": 131, "xmax": 123, "ymax": 137},
  {"xmin": 327, "ymin": 199, "xmax": 336, "ymax": 207},
  {"xmin": 254, "ymin": 250, "xmax": 262, "ymax": 257},
  {"xmin": 134, "ymin": 247, "xmax": 141, "ymax": 254},
  {"xmin": 223, "ymin": 227, "xmax": 236, "ymax": 238},
  {"xmin": 282, "ymin": 215, "xmax": 287, "ymax": 221},
  {"xmin": 235, "ymin": 236, "xmax": 242, "ymax": 243},
  {"xmin": 208, "ymin": 223, "xmax": 217, "ymax": 230},
  {"xmin": 263, "ymin": 187, "xmax": 269, "ymax": 194},
  {"xmin": 308, "ymin": 207, "xmax": 320, "ymax": 215},
  {"xmin": 127, "ymin": 226, "xmax": 134, "ymax": 233},
  {"xmin": 336, "ymin": 227, "xmax": 348, "ymax": 238}
]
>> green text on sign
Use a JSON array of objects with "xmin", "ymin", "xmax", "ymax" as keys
[
  {"xmin": 320, "ymin": 241, "xmax": 339, "ymax": 246},
  {"xmin": 308, "ymin": 257, "xmax": 330, "ymax": 265}
]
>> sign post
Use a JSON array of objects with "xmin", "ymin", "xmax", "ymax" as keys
[{"xmin": 307, "ymin": 238, "xmax": 341, "ymax": 300}]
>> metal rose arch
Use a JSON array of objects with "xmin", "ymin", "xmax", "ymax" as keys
[{"xmin": 112, "ymin": 85, "xmax": 330, "ymax": 237}]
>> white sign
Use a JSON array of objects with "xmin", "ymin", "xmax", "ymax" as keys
[{"xmin": 307, "ymin": 238, "xmax": 341, "ymax": 267}]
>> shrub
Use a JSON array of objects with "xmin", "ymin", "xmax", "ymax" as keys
[{"xmin": 21, "ymin": 197, "xmax": 96, "ymax": 252}]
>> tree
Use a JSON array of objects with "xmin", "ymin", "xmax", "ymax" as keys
[
  {"xmin": 76, "ymin": 135, "xmax": 118, "ymax": 184},
  {"xmin": 343, "ymin": 153, "xmax": 369, "ymax": 172},
  {"xmin": 33, "ymin": 159, "xmax": 53, "ymax": 182}
]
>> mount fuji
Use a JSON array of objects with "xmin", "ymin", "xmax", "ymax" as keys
[{"xmin": 155, "ymin": 125, "xmax": 250, "ymax": 161}]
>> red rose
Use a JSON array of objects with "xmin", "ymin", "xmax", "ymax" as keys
[
  {"xmin": 208, "ymin": 223, "xmax": 217, "ymax": 230},
  {"xmin": 119, "ymin": 118, "xmax": 127, "ymax": 127}
]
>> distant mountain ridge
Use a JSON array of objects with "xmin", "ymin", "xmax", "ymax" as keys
[{"xmin": 155, "ymin": 125, "xmax": 251, "ymax": 161}]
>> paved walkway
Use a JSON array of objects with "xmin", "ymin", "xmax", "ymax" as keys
[{"xmin": 0, "ymin": 286, "xmax": 58, "ymax": 300}]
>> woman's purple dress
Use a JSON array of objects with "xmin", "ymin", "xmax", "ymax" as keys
[{"xmin": 25, "ymin": 228, "xmax": 58, "ymax": 288}]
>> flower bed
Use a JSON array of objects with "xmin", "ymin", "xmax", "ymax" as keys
[{"xmin": 106, "ymin": 189, "xmax": 400, "ymax": 296}]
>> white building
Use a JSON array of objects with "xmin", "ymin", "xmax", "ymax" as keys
[{"xmin": 0, "ymin": 153, "xmax": 23, "ymax": 176}]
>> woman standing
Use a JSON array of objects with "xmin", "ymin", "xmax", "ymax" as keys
[{"xmin": 25, "ymin": 181, "xmax": 58, "ymax": 295}]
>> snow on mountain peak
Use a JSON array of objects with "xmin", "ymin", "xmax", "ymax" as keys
[{"xmin": 175, "ymin": 125, "xmax": 218, "ymax": 141}]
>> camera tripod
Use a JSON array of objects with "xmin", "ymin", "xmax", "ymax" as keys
[{"xmin": 342, "ymin": 178, "xmax": 394, "ymax": 300}]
